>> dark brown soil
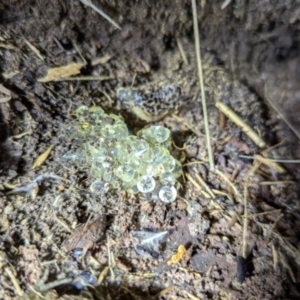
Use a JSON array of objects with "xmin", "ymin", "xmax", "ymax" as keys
[{"xmin": 0, "ymin": 1, "xmax": 300, "ymax": 299}]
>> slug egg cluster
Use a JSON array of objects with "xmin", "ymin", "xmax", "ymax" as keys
[{"xmin": 61, "ymin": 106, "xmax": 182, "ymax": 203}]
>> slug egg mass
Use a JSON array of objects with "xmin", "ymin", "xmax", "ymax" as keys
[{"xmin": 61, "ymin": 105, "xmax": 182, "ymax": 203}]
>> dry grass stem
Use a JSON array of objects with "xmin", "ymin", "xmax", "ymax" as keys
[
  {"xmin": 97, "ymin": 266, "xmax": 109, "ymax": 285},
  {"xmin": 264, "ymin": 91, "xmax": 300, "ymax": 140},
  {"xmin": 240, "ymin": 154, "xmax": 300, "ymax": 164},
  {"xmin": 242, "ymin": 162, "xmax": 260, "ymax": 259},
  {"xmin": 183, "ymin": 290, "xmax": 201, "ymax": 300},
  {"xmin": 183, "ymin": 160, "xmax": 207, "ymax": 167},
  {"xmin": 279, "ymin": 251, "xmax": 296, "ymax": 282},
  {"xmin": 212, "ymin": 188, "xmax": 234, "ymax": 202},
  {"xmin": 215, "ymin": 168, "xmax": 243, "ymax": 203},
  {"xmin": 215, "ymin": 102, "xmax": 266, "ymax": 148},
  {"xmin": 185, "ymin": 172, "xmax": 211, "ymax": 198},
  {"xmin": 172, "ymin": 114, "xmax": 207, "ymax": 138},
  {"xmin": 259, "ymin": 181, "xmax": 295, "ymax": 186},
  {"xmin": 240, "ymin": 154, "xmax": 285, "ymax": 173},
  {"xmin": 57, "ymin": 76, "xmax": 113, "ymax": 81},
  {"xmin": 79, "ymin": 0, "xmax": 121, "ymax": 30},
  {"xmin": 267, "ymin": 213, "xmax": 283, "ymax": 240},
  {"xmin": 221, "ymin": 0, "xmax": 232, "ymax": 10},
  {"xmin": 5, "ymin": 267, "xmax": 24, "ymax": 296},
  {"xmin": 194, "ymin": 172, "xmax": 215, "ymax": 198},
  {"xmin": 191, "ymin": 0, "xmax": 215, "ymax": 171},
  {"xmin": 271, "ymin": 243, "xmax": 279, "ymax": 270},
  {"xmin": 176, "ymin": 37, "xmax": 189, "ymax": 65},
  {"xmin": 24, "ymin": 38, "xmax": 44, "ymax": 61}
]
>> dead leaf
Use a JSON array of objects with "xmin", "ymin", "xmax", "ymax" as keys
[
  {"xmin": 31, "ymin": 145, "xmax": 53, "ymax": 169},
  {"xmin": 37, "ymin": 63, "xmax": 83, "ymax": 82},
  {"xmin": 167, "ymin": 245, "xmax": 186, "ymax": 265}
]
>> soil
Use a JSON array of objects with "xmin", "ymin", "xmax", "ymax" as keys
[{"xmin": 0, "ymin": 1, "xmax": 300, "ymax": 299}]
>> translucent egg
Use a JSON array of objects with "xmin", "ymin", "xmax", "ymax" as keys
[
  {"xmin": 102, "ymin": 169, "xmax": 114, "ymax": 182},
  {"xmin": 114, "ymin": 164, "xmax": 136, "ymax": 182},
  {"xmin": 109, "ymin": 114, "xmax": 125, "ymax": 125},
  {"xmin": 60, "ymin": 151, "xmax": 77, "ymax": 163},
  {"xmin": 127, "ymin": 185, "xmax": 139, "ymax": 194},
  {"xmin": 100, "ymin": 124, "xmax": 113, "ymax": 139},
  {"xmin": 152, "ymin": 145, "xmax": 169, "ymax": 157},
  {"xmin": 146, "ymin": 162, "xmax": 162, "ymax": 177},
  {"xmin": 113, "ymin": 123, "xmax": 129, "ymax": 138},
  {"xmin": 140, "ymin": 126, "xmax": 170, "ymax": 144},
  {"xmin": 75, "ymin": 106, "xmax": 89, "ymax": 121},
  {"xmin": 90, "ymin": 179, "xmax": 109, "ymax": 194},
  {"xmin": 152, "ymin": 126, "xmax": 170, "ymax": 144},
  {"xmin": 126, "ymin": 155, "xmax": 141, "ymax": 170},
  {"xmin": 159, "ymin": 186, "xmax": 177, "ymax": 203},
  {"xmin": 108, "ymin": 142, "xmax": 123, "ymax": 160},
  {"xmin": 156, "ymin": 154, "xmax": 176, "ymax": 172},
  {"xmin": 139, "ymin": 147, "xmax": 154, "ymax": 163},
  {"xmin": 132, "ymin": 139, "xmax": 150, "ymax": 157},
  {"xmin": 137, "ymin": 175, "xmax": 156, "ymax": 193},
  {"xmin": 89, "ymin": 106, "xmax": 105, "ymax": 124},
  {"xmin": 90, "ymin": 164, "xmax": 103, "ymax": 178},
  {"xmin": 173, "ymin": 160, "xmax": 183, "ymax": 178},
  {"xmin": 159, "ymin": 172, "xmax": 176, "ymax": 185}
]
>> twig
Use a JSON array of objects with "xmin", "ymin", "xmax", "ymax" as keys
[
  {"xmin": 191, "ymin": 0, "xmax": 215, "ymax": 171},
  {"xmin": 79, "ymin": 0, "xmax": 121, "ymax": 30},
  {"xmin": 215, "ymin": 102, "xmax": 266, "ymax": 148}
]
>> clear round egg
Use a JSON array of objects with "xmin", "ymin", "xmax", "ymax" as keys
[
  {"xmin": 89, "ymin": 106, "xmax": 105, "ymax": 123},
  {"xmin": 113, "ymin": 123, "xmax": 129, "ymax": 139},
  {"xmin": 137, "ymin": 175, "xmax": 156, "ymax": 193},
  {"xmin": 152, "ymin": 125, "xmax": 170, "ymax": 144},
  {"xmin": 140, "ymin": 125, "xmax": 170, "ymax": 144},
  {"xmin": 132, "ymin": 139, "xmax": 150, "ymax": 157},
  {"xmin": 159, "ymin": 186, "xmax": 177, "ymax": 203},
  {"xmin": 75, "ymin": 105, "xmax": 89, "ymax": 121},
  {"xmin": 114, "ymin": 164, "xmax": 136, "ymax": 182},
  {"xmin": 159, "ymin": 172, "xmax": 176, "ymax": 185},
  {"xmin": 90, "ymin": 179, "xmax": 109, "ymax": 194},
  {"xmin": 156, "ymin": 154, "xmax": 176, "ymax": 172}
]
